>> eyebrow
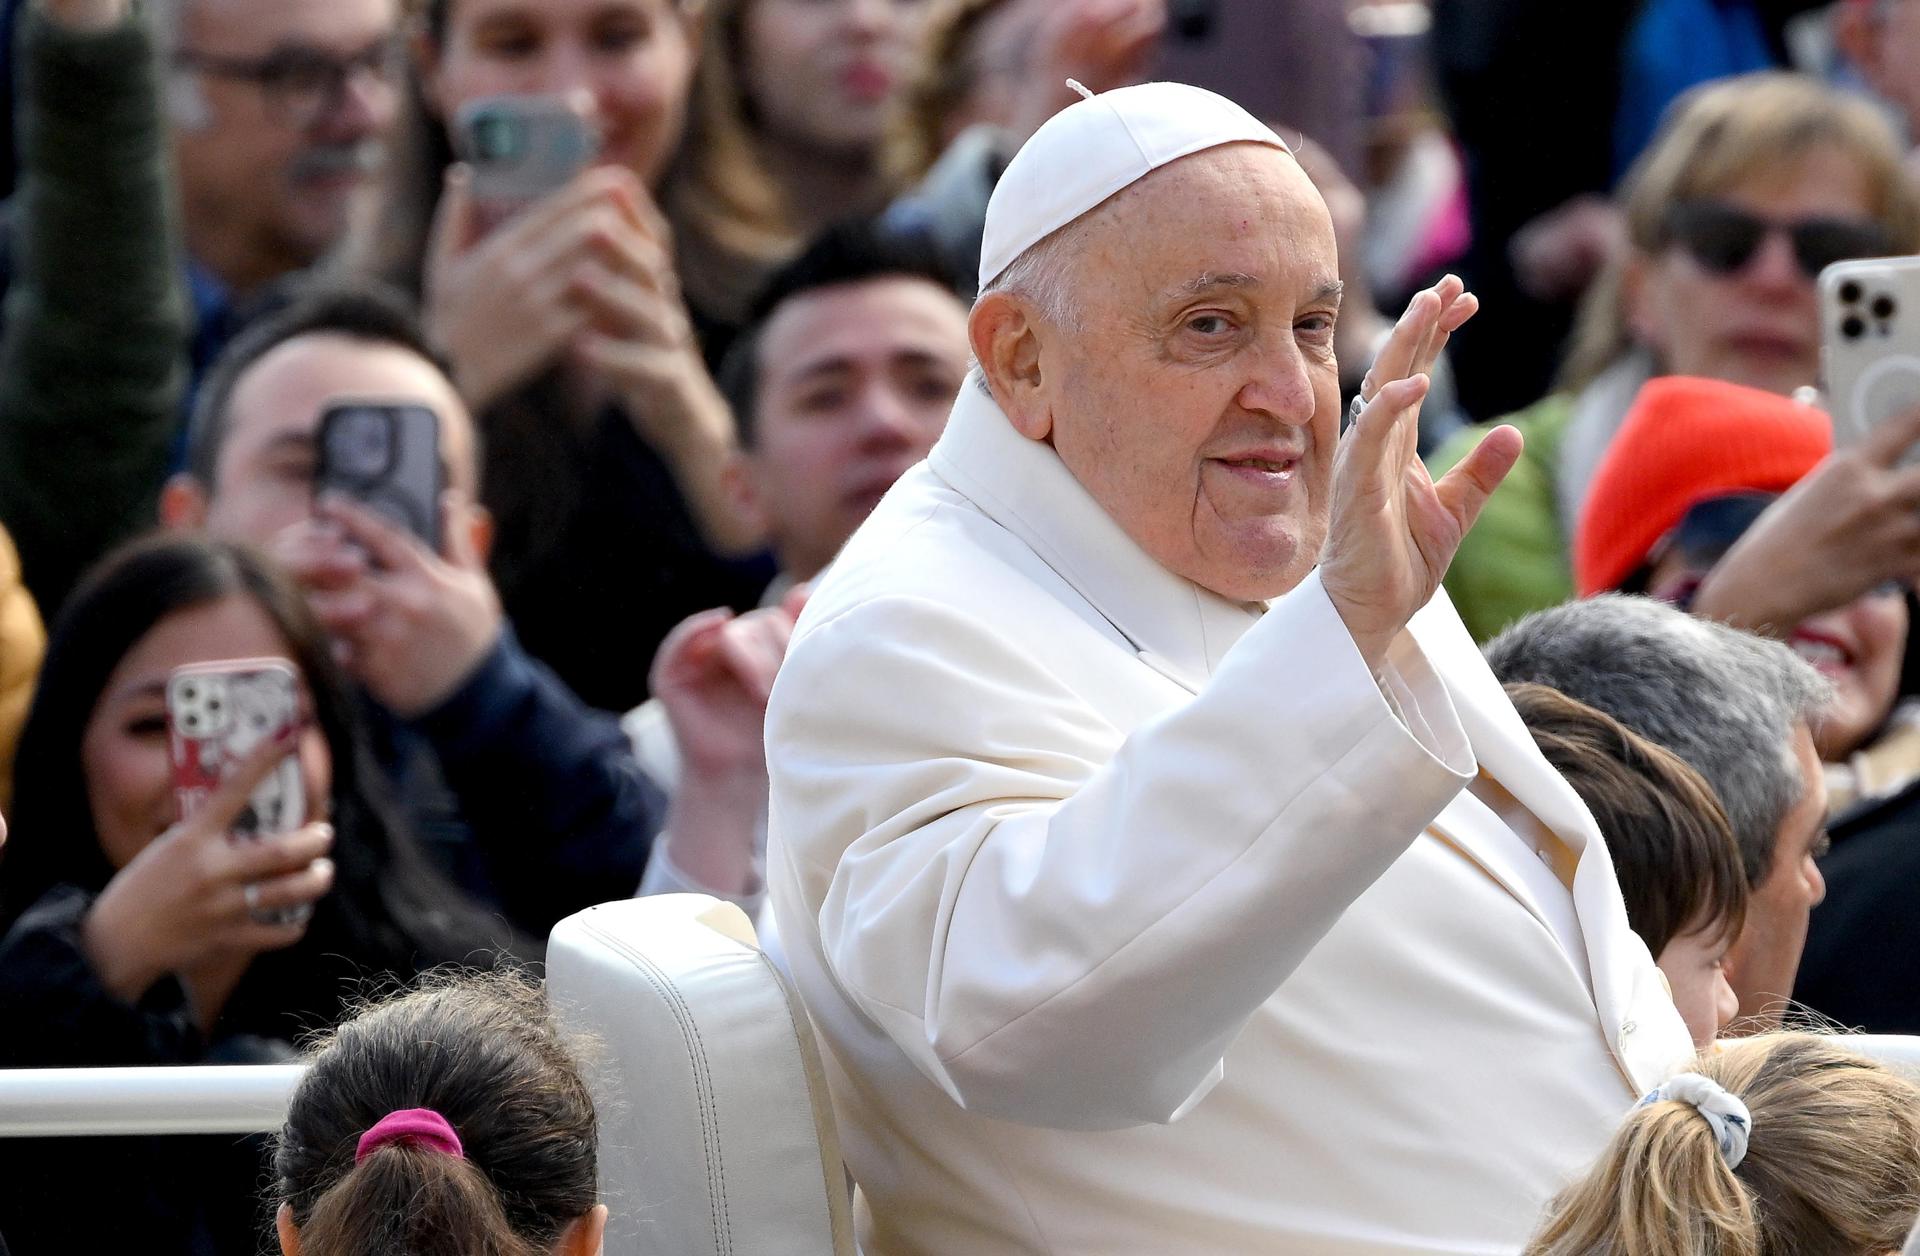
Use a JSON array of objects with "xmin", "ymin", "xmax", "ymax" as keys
[
  {"xmin": 780, "ymin": 348, "xmax": 964, "ymax": 387},
  {"xmin": 258, "ymin": 430, "xmax": 317, "ymax": 458},
  {"xmin": 105, "ymin": 678, "xmax": 168, "ymax": 706},
  {"xmin": 1162, "ymin": 274, "xmax": 1345, "ymax": 304}
]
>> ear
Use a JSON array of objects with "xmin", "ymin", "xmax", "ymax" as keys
[
  {"xmin": 551, "ymin": 1204, "xmax": 609, "ymax": 1256},
  {"xmin": 159, "ymin": 473, "xmax": 211, "ymax": 530},
  {"xmin": 968, "ymin": 291, "xmax": 1050, "ymax": 442},
  {"xmin": 722, "ymin": 453, "xmax": 772, "ymax": 540},
  {"xmin": 275, "ymin": 1203, "xmax": 302, "ymax": 1256}
]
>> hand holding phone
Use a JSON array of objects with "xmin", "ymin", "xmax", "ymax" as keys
[
  {"xmin": 168, "ymin": 659, "xmax": 306, "ymax": 837},
  {"xmin": 454, "ymin": 94, "xmax": 600, "ymax": 232}
]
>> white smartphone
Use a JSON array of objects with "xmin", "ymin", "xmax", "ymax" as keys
[{"xmin": 1820, "ymin": 256, "xmax": 1920, "ymax": 456}]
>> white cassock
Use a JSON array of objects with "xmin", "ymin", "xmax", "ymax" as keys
[{"xmin": 765, "ymin": 384, "xmax": 1695, "ymax": 1255}]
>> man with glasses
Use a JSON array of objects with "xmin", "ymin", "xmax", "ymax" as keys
[{"xmin": 0, "ymin": 0, "xmax": 401, "ymax": 614}]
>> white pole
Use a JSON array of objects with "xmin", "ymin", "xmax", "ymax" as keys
[{"xmin": 0, "ymin": 1065, "xmax": 305, "ymax": 1137}]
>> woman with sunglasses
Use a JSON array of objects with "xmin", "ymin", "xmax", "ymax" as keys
[
  {"xmin": 1427, "ymin": 70, "xmax": 1920, "ymax": 644},
  {"xmin": 1571, "ymin": 373, "xmax": 1920, "ymax": 1038}
]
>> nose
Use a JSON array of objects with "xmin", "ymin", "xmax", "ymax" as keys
[
  {"xmin": 1234, "ymin": 336, "xmax": 1319, "ymax": 430},
  {"xmin": 1738, "ymin": 228, "xmax": 1807, "ymax": 292},
  {"xmin": 1805, "ymin": 854, "xmax": 1827, "ymax": 908},
  {"xmin": 1714, "ymin": 972, "xmax": 1739, "ymax": 1035},
  {"xmin": 317, "ymin": 65, "xmax": 396, "ymax": 139},
  {"xmin": 855, "ymin": 382, "xmax": 922, "ymax": 449},
  {"xmin": 844, "ymin": 0, "xmax": 898, "ymax": 38}
]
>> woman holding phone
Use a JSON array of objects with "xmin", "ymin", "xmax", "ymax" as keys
[
  {"xmin": 0, "ymin": 535, "xmax": 521, "ymax": 1256},
  {"xmin": 351, "ymin": 0, "xmax": 767, "ymax": 711}
]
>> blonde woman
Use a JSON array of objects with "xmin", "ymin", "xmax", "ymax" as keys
[
  {"xmin": 1427, "ymin": 71, "xmax": 1920, "ymax": 643},
  {"xmin": 1528, "ymin": 1033, "xmax": 1920, "ymax": 1256}
]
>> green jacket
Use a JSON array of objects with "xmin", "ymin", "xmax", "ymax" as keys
[
  {"xmin": 0, "ymin": 3, "xmax": 188, "ymax": 616},
  {"xmin": 1424, "ymin": 392, "xmax": 1578, "ymax": 644}
]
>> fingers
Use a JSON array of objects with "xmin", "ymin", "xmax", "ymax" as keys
[
  {"xmin": 189, "ymin": 726, "xmax": 302, "ymax": 838},
  {"xmin": 1346, "ymin": 373, "xmax": 1432, "ymax": 471},
  {"xmin": 426, "ymin": 165, "xmax": 479, "ymax": 282},
  {"xmin": 1431, "ymin": 424, "xmax": 1524, "ymax": 534},
  {"xmin": 650, "ymin": 607, "xmax": 736, "ymax": 691},
  {"xmin": 440, "ymin": 490, "xmax": 487, "ymax": 571},
  {"xmin": 223, "ymin": 821, "xmax": 335, "ymax": 883},
  {"xmin": 1362, "ymin": 276, "xmax": 1475, "ymax": 402},
  {"xmin": 1860, "ymin": 404, "xmax": 1920, "ymax": 467},
  {"xmin": 572, "ymin": 262, "xmax": 690, "ymax": 347},
  {"xmin": 315, "ymin": 494, "xmax": 433, "ymax": 575},
  {"xmin": 715, "ymin": 616, "xmax": 788, "ymax": 706}
]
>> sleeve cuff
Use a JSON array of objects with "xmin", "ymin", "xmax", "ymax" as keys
[{"xmin": 638, "ymin": 838, "xmax": 767, "ymax": 918}]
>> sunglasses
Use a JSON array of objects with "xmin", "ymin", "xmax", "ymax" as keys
[{"xmin": 1662, "ymin": 201, "xmax": 1894, "ymax": 283}]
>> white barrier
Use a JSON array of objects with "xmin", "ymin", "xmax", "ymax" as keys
[{"xmin": 0, "ymin": 1064, "xmax": 304, "ymax": 1138}]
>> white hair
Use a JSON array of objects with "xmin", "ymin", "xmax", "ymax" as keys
[{"xmin": 969, "ymin": 217, "xmax": 1092, "ymax": 394}]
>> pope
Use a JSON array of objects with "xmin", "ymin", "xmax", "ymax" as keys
[{"xmin": 765, "ymin": 83, "xmax": 1697, "ymax": 1254}]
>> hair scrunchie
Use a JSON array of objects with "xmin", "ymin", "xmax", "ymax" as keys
[
  {"xmin": 1638, "ymin": 1072, "xmax": 1752, "ymax": 1170},
  {"xmin": 355, "ymin": 1108, "xmax": 465, "ymax": 1163}
]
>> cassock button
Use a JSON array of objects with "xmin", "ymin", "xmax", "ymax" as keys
[{"xmin": 1621, "ymin": 1020, "xmax": 1638, "ymax": 1035}]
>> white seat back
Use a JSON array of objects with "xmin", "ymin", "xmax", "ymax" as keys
[{"xmin": 547, "ymin": 895, "xmax": 855, "ymax": 1256}]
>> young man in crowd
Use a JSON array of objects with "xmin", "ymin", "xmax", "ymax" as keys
[
  {"xmin": 624, "ymin": 222, "xmax": 973, "ymax": 911},
  {"xmin": 160, "ymin": 284, "xmax": 667, "ymax": 936}
]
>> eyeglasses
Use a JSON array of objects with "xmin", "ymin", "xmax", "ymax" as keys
[
  {"xmin": 173, "ymin": 37, "xmax": 401, "ymax": 130},
  {"xmin": 1661, "ymin": 201, "xmax": 1894, "ymax": 283}
]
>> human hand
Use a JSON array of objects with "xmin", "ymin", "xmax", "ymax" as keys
[
  {"xmin": 37, "ymin": 0, "xmax": 127, "ymax": 33},
  {"xmin": 1008, "ymin": 0, "xmax": 1166, "ymax": 143},
  {"xmin": 653, "ymin": 589, "xmax": 807, "ymax": 782},
  {"xmin": 82, "ymin": 730, "xmax": 336, "ymax": 1004},
  {"xmin": 283, "ymin": 494, "xmax": 503, "ymax": 718},
  {"xmin": 424, "ymin": 166, "xmax": 648, "ymax": 412},
  {"xmin": 1509, "ymin": 196, "xmax": 1624, "ymax": 304},
  {"xmin": 1691, "ymin": 405, "xmax": 1920, "ymax": 634},
  {"xmin": 1320, "ymin": 276, "xmax": 1522, "ymax": 668}
]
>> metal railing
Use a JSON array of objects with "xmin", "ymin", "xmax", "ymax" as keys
[{"xmin": 0, "ymin": 1065, "xmax": 304, "ymax": 1137}]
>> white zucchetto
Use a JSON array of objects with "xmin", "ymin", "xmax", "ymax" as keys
[{"xmin": 976, "ymin": 81, "xmax": 1293, "ymax": 292}]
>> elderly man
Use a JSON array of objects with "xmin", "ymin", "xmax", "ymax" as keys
[
  {"xmin": 1486, "ymin": 595, "xmax": 1832, "ymax": 1029},
  {"xmin": 766, "ymin": 83, "xmax": 1694, "ymax": 1253}
]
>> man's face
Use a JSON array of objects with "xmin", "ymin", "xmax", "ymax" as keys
[
  {"xmin": 197, "ymin": 334, "xmax": 479, "ymax": 548},
  {"xmin": 740, "ymin": 277, "xmax": 969, "ymax": 578},
  {"xmin": 171, "ymin": 0, "xmax": 402, "ymax": 291},
  {"xmin": 1862, "ymin": 0, "xmax": 1920, "ymax": 139},
  {"xmin": 1726, "ymin": 722, "xmax": 1829, "ymax": 1027},
  {"xmin": 1026, "ymin": 144, "xmax": 1343, "ymax": 603}
]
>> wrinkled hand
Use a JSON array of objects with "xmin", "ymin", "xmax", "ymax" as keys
[
  {"xmin": 83, "ymin": 731, "xmax": 335, "ymax": 1004},
  {"xmin": 1320, "ymin": 276, "xmax": 1522, "ymax": 668},
  {"xmin": 1008, "ymin": 0, "xmax": 1166, "ymax": 142},
  {"xmin": 1692, "ymin": 404, "xmax": 1920, "ymax": 634},
  {"xmin": 425, "ymin": 166, "xmax": 650, "ymax": 412},
  {"xmin": 281, "ymin": 494, "xmax": 503, "ymax": 718}
]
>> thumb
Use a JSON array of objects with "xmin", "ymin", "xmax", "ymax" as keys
[
  {"xmin": 427, "ymin": 165, "xmax": 479, "ymax": 285},
  {"xmin": 1431, "ymin": 425, "xmax": 1523, "ymax": 536}
]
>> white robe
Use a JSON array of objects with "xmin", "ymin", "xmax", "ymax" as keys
[{"xmin": 765, "ymin": 384, "xmax": 1694, "ymax": 1254}]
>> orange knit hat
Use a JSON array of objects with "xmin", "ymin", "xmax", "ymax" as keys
[{"xmin": 1574, "ymin": 376, "xmax": 1833, "ymax": 596}]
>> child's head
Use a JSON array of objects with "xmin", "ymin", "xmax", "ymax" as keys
[
  {"xmin": 1528, "ymin": 1032, "xmax": 1920, "ymax": 1256},
  {"xmin": 1507, "ymin": 682, "xmax": 1748, "ymax": 1047},
  {"xmin": 273, "ymin": 972, "xmax": 603, "ymax": 1256}
]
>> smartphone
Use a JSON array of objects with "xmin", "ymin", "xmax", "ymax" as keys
[
  {"xmin": 314, "ymin": 399, "xmax": 443, "ymax": 551},
  {"xmin": 167, "ymin": 659, "xmax": 305, "ymax": 839},
  {"xmin": 453, "ymin": 94, "xmax": 599, "ymax": 228},
  {"xmin": 1820, "ymin": 256, "xmax": 1920, "ymax": 457}
]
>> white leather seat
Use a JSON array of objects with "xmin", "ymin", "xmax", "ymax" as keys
[{"xmin": 547, "ymin": 894, "xmax": 856, "ymax": 1256}]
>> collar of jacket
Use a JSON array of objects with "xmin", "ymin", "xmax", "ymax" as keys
[
  {"xmin": 928, "ymin": 381, "xmax": 1264, "ymax": 693},
  {"xmin": 928, "ymin": 381, "xmax": 1692, "ymax": 1092}
]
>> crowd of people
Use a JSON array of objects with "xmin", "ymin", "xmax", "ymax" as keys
[{"xmin": 3, "ymin": 0, "xmax": 1920, "ymax": 1252}]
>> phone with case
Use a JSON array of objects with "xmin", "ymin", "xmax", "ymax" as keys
[
  {"xmin": 314, "ymin": 399, "xmax": 443, "ymax": 551},
  {"xmin": 453, "ymin": 94, "xmax": 599, "ymax": 230},
  {"xmin": 166, "ymin": 658, "xmax": 305, "ymax": 839},
  {"xmin": 1820, "ymin": 256, "xmax": 1920, "ymax": 459}
]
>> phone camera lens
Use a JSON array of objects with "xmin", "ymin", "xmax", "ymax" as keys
[
  {"xmin": 1874, "ymin": 295, "xmax": 1899, "ymax": 320},
  {"xmin": 1841, "ymin": 280, "xmax": 1864, "ymax": 304},
  {"xmin": 1844, "ymin": 315, "xmax": 1868, "ymax": 341}
]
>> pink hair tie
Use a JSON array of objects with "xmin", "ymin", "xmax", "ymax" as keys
[{"xmin": 354, "ymin": 1108, "xmax": 465, "ymax": 1163}]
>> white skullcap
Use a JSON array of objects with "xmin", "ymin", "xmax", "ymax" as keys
[{"xmin": 977, "ymin": 81, "xmax": 1292, "ymax": 292}]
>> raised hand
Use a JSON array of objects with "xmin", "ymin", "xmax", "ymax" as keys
[
  {"xmin": 651, "ymin": 589, "xmax": 808, "ymax": 896},
  {"xmin": 291, "ymin": 493, "xmax": 503, "ymax": 719},
  {"xmin": 1319, "ymin": 276, "xmax": 1522, "ymax": 668},
  {"xmin": 82, "ymin": 729, "xmax": 335, "ymax": 1007},
  {"xmin": 1692, "ymin": 403, "xmax": 1920, "ymax": 634}
]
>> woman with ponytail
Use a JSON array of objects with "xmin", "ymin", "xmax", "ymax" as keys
[
  {"xmin": 1527, "ymin": 1032, "xmax": 1920, "ymax": 1256},
  {"xmin": 272, "ymin": 972, "xmax": 605, "ymax": 1256}
]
